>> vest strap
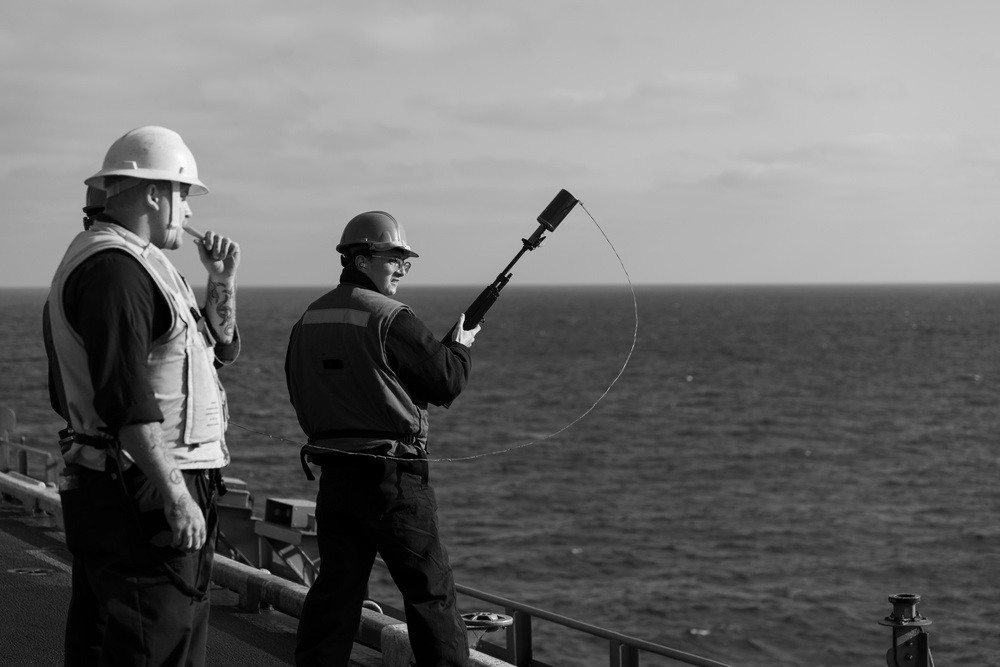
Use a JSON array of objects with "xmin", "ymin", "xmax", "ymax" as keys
[{"xmin": 299, "ymin": 445, "xmax": 316, "ymax": 481}]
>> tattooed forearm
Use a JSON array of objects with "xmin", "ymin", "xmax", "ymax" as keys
[
  {"xmin": 206, "ymin": 279, "xmax": 237, "ymax": 342},
  {"xmin": 208, "ymin": 280, "xmax": 235, "ymax": 319},
  {"xmin": 118, "ymin": 423, "xmax": 193, "ymax": 511}
]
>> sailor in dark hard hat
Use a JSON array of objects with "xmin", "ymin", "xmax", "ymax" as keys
[{"xmin": 287, "ymin": 210, "xmax": 480, "ymax": 667}]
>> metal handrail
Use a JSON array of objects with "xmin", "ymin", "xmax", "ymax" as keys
[
  {"xmin": 371, "ymin": 557, "xmax": 734, "ymax": 667},
  {"xmin": 0, "ymin": 460, "xmax": 942, "ymax": 667},
  {"xmin": 0, "ymin": 439, "xmax": 60, "ymax": 486},
  {"xmin": 0, "ymin": 408, "xmax": 948, "ymax": 667},
  {"xmin": 454, "ymin": 581, "xmax": 734, "ymax": 667},
  {"xmin": 0, "ymin": 408, "xmax": 733, "ymax": 666}
]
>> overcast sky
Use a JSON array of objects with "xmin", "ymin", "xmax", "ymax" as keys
[{"xmin": 4, "ymin": 1, "xmax": 1000, "ymax": 287}]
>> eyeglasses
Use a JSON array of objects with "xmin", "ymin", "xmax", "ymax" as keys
[{"xmin": 371, "ymin": 255, "xmax": 412, "ymax": 273}]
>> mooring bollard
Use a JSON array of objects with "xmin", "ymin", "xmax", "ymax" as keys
[
  {"xmin": 879, "ymin": 593, "xmax": 934, "ymax": 667},
  {"xmin": 462, "ymin": 611, "xmax": 514, "ymax": 651}
]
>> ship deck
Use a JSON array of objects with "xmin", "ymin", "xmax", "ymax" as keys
[{"xmin": 0, "ymin": 496, "xmax": 382, "ymax": 667}]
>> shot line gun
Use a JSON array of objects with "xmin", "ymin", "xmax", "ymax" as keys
[{"xmin": 455, "ymin": 188, "xmax": 579, "ymax": 334}]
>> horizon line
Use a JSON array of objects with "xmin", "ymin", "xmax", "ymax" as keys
[{"xmin": 5, "ymin": 280, "xmax": 1000, "ymax": 291}]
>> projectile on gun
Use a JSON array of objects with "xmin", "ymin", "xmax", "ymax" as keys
[{"xmin": 457, "ymin": 189, "xmax": 579, "ymax": 332}]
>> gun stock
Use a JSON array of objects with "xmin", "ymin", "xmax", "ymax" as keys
[{"xmin": 464, "ymin": 287, "xmax": 497, "ymax": 330}]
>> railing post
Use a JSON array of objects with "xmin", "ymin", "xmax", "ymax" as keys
[
  {"xmin": 507, "ymin": 608, "xmax": 533, "ymax": 666},
  {"xmin": 879, "ymin": 593, "xmax": 934, "ymax": 667},
  {"xmin": 611, "ymin": 640, "xmax": 640, "ymax": 667},
  {"xmin": 17, "ymin": 439, "xmax": 28, "ymax": 476},
  {"xmin": 0, "ymin": 406, "xmax": 15, "ymax": 445},
  {"xmin": 45, "ymin": 453, "xmax": 59, "ymax": 486}
]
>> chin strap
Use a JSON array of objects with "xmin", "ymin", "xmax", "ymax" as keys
[{"xmin": 169, "ymin": 181, "xmax": 185, "ymax": 232}]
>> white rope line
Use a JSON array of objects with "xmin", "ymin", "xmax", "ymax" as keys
[{"xmin": 229, "ymin": 199, "xmax": 638, "ymax": 463}]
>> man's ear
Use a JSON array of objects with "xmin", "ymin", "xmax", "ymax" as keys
[
  {"xmin": 354, "ymin": 255, "xmax": 367, "ymax": 272},
  {"xmin": 145, "ymin": 183, "xmax": 162, "ymax": 211}
]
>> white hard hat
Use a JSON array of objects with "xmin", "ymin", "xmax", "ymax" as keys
[{"xmin": 84, "ymin": 126, "xmax": 208, "ymax": 196}]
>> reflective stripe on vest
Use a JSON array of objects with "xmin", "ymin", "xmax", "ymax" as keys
[{"xmin": 302, "ymin": 308, "xmax": 370, "ymax": 327}]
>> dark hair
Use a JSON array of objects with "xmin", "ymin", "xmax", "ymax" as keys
[{"xmin": 340, "ymin": 247, "xmax": 371, "ymax": 268}]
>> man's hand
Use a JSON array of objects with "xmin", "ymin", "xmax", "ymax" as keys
[
  {"xmin": 451, "ymin": 313, "xmax": 481, "ymax": 347},
  {"xmin": 166, "ymin": 488, "xmax": 207, "ymax": 552},
  {"xmin": 196, "ymin": 231, "xmax": 240, "ymax": 280}
]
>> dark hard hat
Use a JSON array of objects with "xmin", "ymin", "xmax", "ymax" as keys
[{"xmin": 336, "ymin": 211, "xmax": 418, "ymax": 257}]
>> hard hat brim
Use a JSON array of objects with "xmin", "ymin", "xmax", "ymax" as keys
[
  {"xmin": 85, "ymin": 170, "xmax": 209, "ymax": 196},
  {"xmin": 336, "ymin": 241, "xmax": 419, "ymax": 258}
]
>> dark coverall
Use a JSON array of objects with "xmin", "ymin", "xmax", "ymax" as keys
[{"xmin": 287, "ymin": 267, "xmax": 472, "ymax": 667}]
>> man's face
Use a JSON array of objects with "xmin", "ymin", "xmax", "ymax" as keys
[
  {"xmin": 361, "ymin": 250, "xmax": 410, "ymax": 297},
  {"xmin": 150, "ymin": 182, "xmax": 191, "ymax": 251}
]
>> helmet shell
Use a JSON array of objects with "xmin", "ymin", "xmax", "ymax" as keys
[
  {"xmin": 84, "ymin": 126, "xmax": 208, "ymax": 195},
  {"xmin": 336, "ymin": 211, "xmax": 419, "ymax": 257}
]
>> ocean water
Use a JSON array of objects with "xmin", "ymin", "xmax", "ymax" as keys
[{"xmin": 1, "ymin": 284, "xmax": 997, "ymax": 667}]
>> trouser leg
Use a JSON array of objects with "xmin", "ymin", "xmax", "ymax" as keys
[
  {"xmin": 97, "ymin": 549, "xmax": 208, "ymax": 666},
  {"xmin": 376, "ymin": 461, "xmax": 469, "ymax": 667},
  {"xmin": 63, "ymin": 555, "xmax": 104, "ymax": 667},
  {"xmin": 295, "ymin": 472, "xmax": 377, "ymax": 667},
  {"xmin": 61, "ymin": 467, "xmax": 217, "ymax": 667}
]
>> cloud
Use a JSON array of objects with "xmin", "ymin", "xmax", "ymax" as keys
[
  {"xmin": 351, "ymin": 11, "xmax": 516, "ymax": 55},
  {"xmin": 442, "ymin": 73, "xmax": 754, "ymax": 130},
  {"xmin": 437, "ymin": 71, "xmax": 896, "ymax": 133},
  {"xmin": 782, "ymin": 133, "xmax": 961, "ymax": 168},
  {"xmin": 695, "ymin": 134, "xmax": 984, "ymax": 193}
]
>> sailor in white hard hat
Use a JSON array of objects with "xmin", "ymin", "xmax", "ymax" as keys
[{"xmin": 44, "ymin": 126, "xmax": 242, "ymax": 667}]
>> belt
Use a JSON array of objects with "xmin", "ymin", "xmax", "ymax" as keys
[
  {"xmin": 307, "ymin": 429, "xmax": 417, "ymax": 445},
  {"xmin": 299, "ymin": 444, "xmax": 390, "ymax": 480}
]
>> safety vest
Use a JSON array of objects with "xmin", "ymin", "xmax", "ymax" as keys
[
  {"xmin": 47, "ymin": 222, "xmax": 230, "ymax": 472},
  {"xmin": 286, "ymin": 284, "xmax": 428, "ymax": 455}
]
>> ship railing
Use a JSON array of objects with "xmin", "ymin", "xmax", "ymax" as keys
[
  {"xmin": 0, "ymin": 408, "xmax": 60, "ymax": 488},
  {"xmin": 454, "ymin": 583, "xmax": 733, "ymax": 667},
  {"xmin": 0, "ymin": 456, "xmax": 734, "ymax": 667},
  {"xmin": 0, "ymin": 442, "xmax": 60, "ymax": 486},
  {"xmin": 0, "ymin": 468, "xmax": 940, "ymax": 667},
  {"xmin": 370, "ymin": 557, "xmax": 734, "ymax": 667},
  {"xmin": 0, "ymin": 409, "xmax": 935, "ymax": 667}
]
